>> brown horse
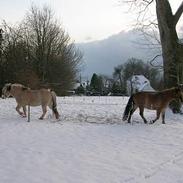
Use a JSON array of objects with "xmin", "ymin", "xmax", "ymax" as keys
[
  {"xmin": 123, "ymin": 86, "xmax": 183, "ymax": 124},
  {"xmin": 2, "ymin": 83, "xmax": 60, "ymax": 120}
]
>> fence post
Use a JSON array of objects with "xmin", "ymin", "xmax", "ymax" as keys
[{"xmin": 27, "ymin": 105, "xmax": 30, "ymax": 122}]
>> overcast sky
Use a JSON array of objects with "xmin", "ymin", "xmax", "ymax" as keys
[{"xmin": 0, "ymin": 0, "xmax": 182, "ymax": 42}]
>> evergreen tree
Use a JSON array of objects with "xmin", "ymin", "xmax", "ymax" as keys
[{"xmin": 90, "ymin": 73, "xmax": 103, "ymax": 94}]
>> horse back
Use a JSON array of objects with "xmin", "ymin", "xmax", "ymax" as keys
[{"xmin": 21, "ymin": 89, "xmax": 52, "ymax": 106}]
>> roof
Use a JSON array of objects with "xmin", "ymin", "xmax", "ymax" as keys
[{"xmin": 127, "ymin": 75, "xmax": 154, "ymax": 94}]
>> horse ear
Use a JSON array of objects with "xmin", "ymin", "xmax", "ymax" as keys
[{"xmin": 178, "ymin": 84, "xmax": 183, "ymax": 90}]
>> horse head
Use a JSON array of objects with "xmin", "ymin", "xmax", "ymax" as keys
[
  {"xmin": 178, "ymin": 84, "xmax": 183, "ymax": 91},
  {"xmin": 2, "ymin": 83, "xmax": 12, "ymax": 99},
  {"xmin": 174, "ymin": 86, "xmax": 183, "ymax": 102}
]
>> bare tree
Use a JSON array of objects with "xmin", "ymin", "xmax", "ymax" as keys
[
  {"xmin": 24, "ymin": 5, "xmax": 82, "ymax": 84},
  {"xmin": 0, "ymin": 5, "xmax": 83, "ymax": 95},
  {"xmin": 113, "ymin": 64, "xmax": 124, "ymax": 92}
]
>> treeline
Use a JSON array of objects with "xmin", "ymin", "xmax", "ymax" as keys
[
  {"xmin": 0, "ymin": 5, "xmax": 82, "ymax": 95},
  {"xmin": 77, "ymin": 58, "xmax": 161, "ymax": 96},
  {"xmin": 112, "ymin": 58, "xmax": 161, "ymax": 94}
]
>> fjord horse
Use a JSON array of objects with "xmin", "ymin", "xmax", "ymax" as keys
[
  {"xmin": 123, "ymin": 86, "xmax": 183, "ymax": 124},
  {"xmin": 2, "ymin": 83, "xmax": 60, "ymax": 120}
]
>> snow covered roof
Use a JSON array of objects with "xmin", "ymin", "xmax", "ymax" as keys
[{"xmin": 127, "ymin": 75, "xmax": 154, "ymax": 95}]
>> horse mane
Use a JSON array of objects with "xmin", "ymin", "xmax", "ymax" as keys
[
  {"xmin": 22, "ymin": 86, "xmax": 30, "ymax": 90},
  {"xmin": 12, "ymin": 83, "xmax": 30, "ymax": 90},
  {"xmin": 158, "ymin": 87, "xmax": 179, "ymax": 93}
]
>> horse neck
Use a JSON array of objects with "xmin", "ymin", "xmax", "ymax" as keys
[{"xmin": 10, "ymin": 88, "xmax": 23, "ymax": 99}]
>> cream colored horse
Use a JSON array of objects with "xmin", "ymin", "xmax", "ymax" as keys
[{"xmin": 2, "ymin": 83, "xmax": 60, "ymax": 120}]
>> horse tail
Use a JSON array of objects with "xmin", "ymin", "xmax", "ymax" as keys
[
  {"xmin": 50, "ymin": 90, "xmax": 60, "ymax": 119},
  {"xmin": 122, "ymin": 95, "xmax": 134, "ymax": 121}
]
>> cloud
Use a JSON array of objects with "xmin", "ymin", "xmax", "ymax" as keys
[{"xmin": 84, "ymin": 36, "xmax": 93, "ymax": 41}]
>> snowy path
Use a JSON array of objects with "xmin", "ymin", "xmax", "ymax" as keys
[{"xmin": 0, "ymin": 97, "xmax": 183, "ymax": 183}]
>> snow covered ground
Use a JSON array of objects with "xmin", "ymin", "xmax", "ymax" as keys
[{"xmin": 0, "ymin": 96, "xmax": 183, "ymax": 183}]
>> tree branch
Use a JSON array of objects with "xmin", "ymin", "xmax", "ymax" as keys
[
  {"xmin": 174, "ymin": 1, "xmax": 183, "ymax": 26},
  {"xmin": 149, "ymin": 54, "xmax": 163, "ymax": 68}
]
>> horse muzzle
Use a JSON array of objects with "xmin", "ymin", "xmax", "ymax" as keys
[
  {"xmin": 1, "ymin": 94, "xmax": 7, "ymax": 99},
  {"xmin": 1, "ymin": 95, "xmax": 5, "ymax": 99},
  {"xmin": 180, "ymin": 93, "xmax": 183, "ymax": 102}
]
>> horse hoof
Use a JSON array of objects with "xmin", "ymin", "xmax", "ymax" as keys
[
  {"xmin": 149, "ymin": 120, "xmax": 154, "ymax": 124},
  {"xmin": 39, "ymin": 117, "xmax": 43, "ymax": 120}
]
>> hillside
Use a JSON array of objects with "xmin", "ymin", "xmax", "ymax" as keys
[{"xmin": 77, "ymin": 30, "xmax": 159, "ymax": 77}]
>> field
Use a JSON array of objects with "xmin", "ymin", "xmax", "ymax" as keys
[{"xmin": 0, "ymin": 96, "xmax": 183, "ymax": 183}]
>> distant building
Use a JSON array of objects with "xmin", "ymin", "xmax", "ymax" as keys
[
  {"xmin": 81, "ymin": 81, "xmax": 90, "ymax": 89},
  {"xmin": 72, "ymin": 80, "xmax": 90, "ymax": 90},
  {"xmin": 126, "ymin": 75, "xmax": 154, "ymax": 95},
  {"xmin": 72, "ymin": 82, "xmax": 81, "ymax": 90},
  {"xmin": 104, "ymin": 78, "xmax": 113, "ymax": 89}
]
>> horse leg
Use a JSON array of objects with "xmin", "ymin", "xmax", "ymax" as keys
[
  {"xmin": 139, "ymin": 107, "xmax": 148, "ymax": 124},
  {"xmin": 128, "ymin": 106, "xmax": 137, "ymax": 123},
  {"xmin": 48, "ymin": 105, "xmax": 55, "ymax": 118},
  {"xmin": 48, "ymin": 103, "xmax": 60, "ymax": 120},
  {"xmin": 161, "ymin": 111, "xmax": 165, "ymax": 124},
  {"xmin": 22, "ymin": 106, "xmax": 27, "ymax": 117},
  {"xmin": 39, "ymin": 105, "xmax": 47, "ymax": 120},
  {"xmin": 150, "ymin": 110, "xmax": 161, "ymax": 124},
  {"xmin": 16, "ymin": 104, "xmax": 24, "ymax": 116}
]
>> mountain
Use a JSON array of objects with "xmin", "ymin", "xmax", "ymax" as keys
[{"xmin": 77, "ymin": 30, "xmax": 159, "ymax": 78}]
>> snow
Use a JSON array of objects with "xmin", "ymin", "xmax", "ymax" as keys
[{"xmin": 0, "ymin": 96, "xmax": 183, "ymax": 183}]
